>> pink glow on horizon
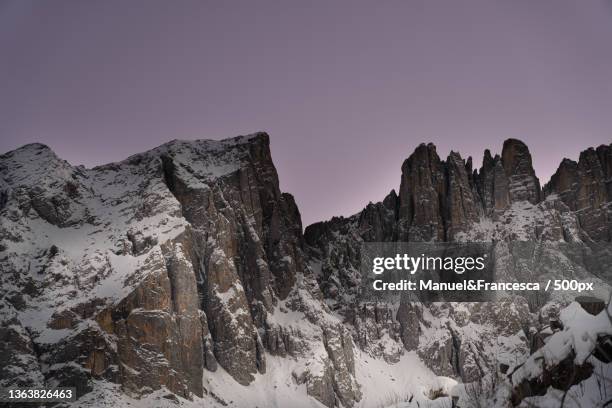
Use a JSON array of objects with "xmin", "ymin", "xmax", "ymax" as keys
[{"xmin": 1, "ymin": 0, "xmax": 611, "ymax": 225}]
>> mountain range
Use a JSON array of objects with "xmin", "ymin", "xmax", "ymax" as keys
[{"xmin": 1, "ymin": 133, "xmax": 611, "ymax": 407}]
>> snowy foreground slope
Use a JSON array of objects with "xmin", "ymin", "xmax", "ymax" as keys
[{"xmin": 1, "ymin": 133, "xmax": 611, "ymax": 407}]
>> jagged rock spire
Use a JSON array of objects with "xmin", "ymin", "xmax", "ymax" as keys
[
  {"xmin": 545, "ymin": 143, "xmax": 612, "ymax": 240},
  {"xmin": 501, "ymin": 138, "xmax": 541, "ymax": 204}
]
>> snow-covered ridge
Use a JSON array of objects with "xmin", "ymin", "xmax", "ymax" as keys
[
  {"xmin": 0, "ymin": 133, "xmax": 270, "ymax": 344},
  {"xmin": 1, "ymin": 132, "xmax": 270, "ymax": 188}
]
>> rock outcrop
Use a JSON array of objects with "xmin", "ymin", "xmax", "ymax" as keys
[
  {"xmin": 398, "ymin": 143, "xmax": 448, "ymax": 241},
  {"xmin": 474, "ymin": 149, "xmax": 511, "ymax": 215},
  {"xmin": 501, "ymin": 138, "xmax": 541, "ymax": 205},
  {"xmin": 545, "ymin": 143, "xmax": 612, "ymax": 241}
]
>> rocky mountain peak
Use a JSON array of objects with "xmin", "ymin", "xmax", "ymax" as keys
[
  {"xmin": 474, "ymin": 139, "xmax": 540, "ymax": 216},
  {"xmin": 545, "ymin": 142, "xmax": 612, "ymax": 240},
  {"xmin": 500, "ymin": 138, "xmax": 541, "ymax": 204},
  {"xmin": 0, "ymin": 131, "xmax": 310, "ymax": 399},
  {"xmin": 397, "ymin": 143, "xmax": 486, "ymax": 240},
  {"xmin": 4, "ymin": 142, "xmax": 56, "ymax": 158},
  {"xmin": 398, "ymin": 142, "xmax": 446, "ymax": 240},
  {"xmin": 0, "ymin": 142, "xmax": 91, "ymax": 227},
  {"xmin": 483, "ymin": 148, "xmax": 494, "ymax": 164},
  {"xmin": 1, "ymin": 142, "xmax": 75, "ymax": 182}
]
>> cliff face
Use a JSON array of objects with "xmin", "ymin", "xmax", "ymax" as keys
[
  {"xmin": 393, "ymin": 138, "xmax": 543, "ymax": 241},
  {"xmin": 305, "ymin": 139, "xmax": 612, "ymax": 396},
  {"xmin": 544, "ymin": 144, "xmax": 612, "ymax": 241},
  {"xmin": 0, "ymin": 133, "xmax": 363, "ymax": 407},
  {"xmin": 1, "ymin": 135, "xmax": 611, "ymax": 408}
]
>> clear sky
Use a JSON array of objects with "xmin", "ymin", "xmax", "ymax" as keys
[{"xmin": 1, "ymin": 0, "xmax": 611, "ymax": 226}]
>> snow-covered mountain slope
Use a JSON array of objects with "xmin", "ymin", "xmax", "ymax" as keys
[
  {"xmin": 1, "ymin": 134, "xmax": 611, "ymax": 407},
  {"xmin": 304, "ymin": 139, "xmax": 612, "ymax": 407},
  {"xmin": 0, "ymin": 133, "xmax": 362, "ymax": 407}
]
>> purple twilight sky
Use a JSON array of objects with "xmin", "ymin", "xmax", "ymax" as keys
[{"xmin": 1, "ymin": 0, "xmax": 612, "ymax": 226}]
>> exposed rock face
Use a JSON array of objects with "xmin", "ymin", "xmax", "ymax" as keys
[
  {"xmin": 395, "ymin": 143, "xmax": 488, "ymax": 240},
  {"xmin": 396, "ymin": 141, "xmax": 537, "ymax": 241},
  {"xmin": 474, "ymin": 139, "xmax": 541, "ymax": 216},
  {"xmin": 545, "ymin": 144, "xmax": 612, "ymax": 241},
  {"xmin": 351, "ymin": 303, "xmax": 403, "ymax": 362},
  {"xmin": 395, "ymin": 301, "xmax": 422, "ymax": 351},
  {"xmin": 1, "ymin": 135, "xmax": 611, "ymax": 407},
  {"xmin": 0, "ymin": 318, "xmax": 44, "ymax": 389},
  {"xmin": 104, "ymin": 235, "xmax": 205, "ymax": 397},
  {"xmin": 321, "ymin": 325, "xmax": 360, "ymax": 406},
  {"xmin": 445, "ymin": 151, "xmax": 481, "ymax": 238},
  {"xmin": 158, "ymin": 133, "xmax": 306, "ymax": 385},
  {"xmin": 475, "ymin": 149, "xmax": 511, "ymax": 214},
  {"xmin": 0, "ymin": 134, "xmax": 305, "ymax": 397},
  {"xmin": 501, "ymin": 138, "xmax": 541, "ymax": 205},
  {"xmin": 398, "ymin": 143, "xmax": 447, "ymax": 241},
  {"xmin": 304, "ymin": 138, "xmax": 611, "ymax": 392},
  {"xmin": 0, "ymin": 133, "xmax": 363, "ymax": 407}
]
